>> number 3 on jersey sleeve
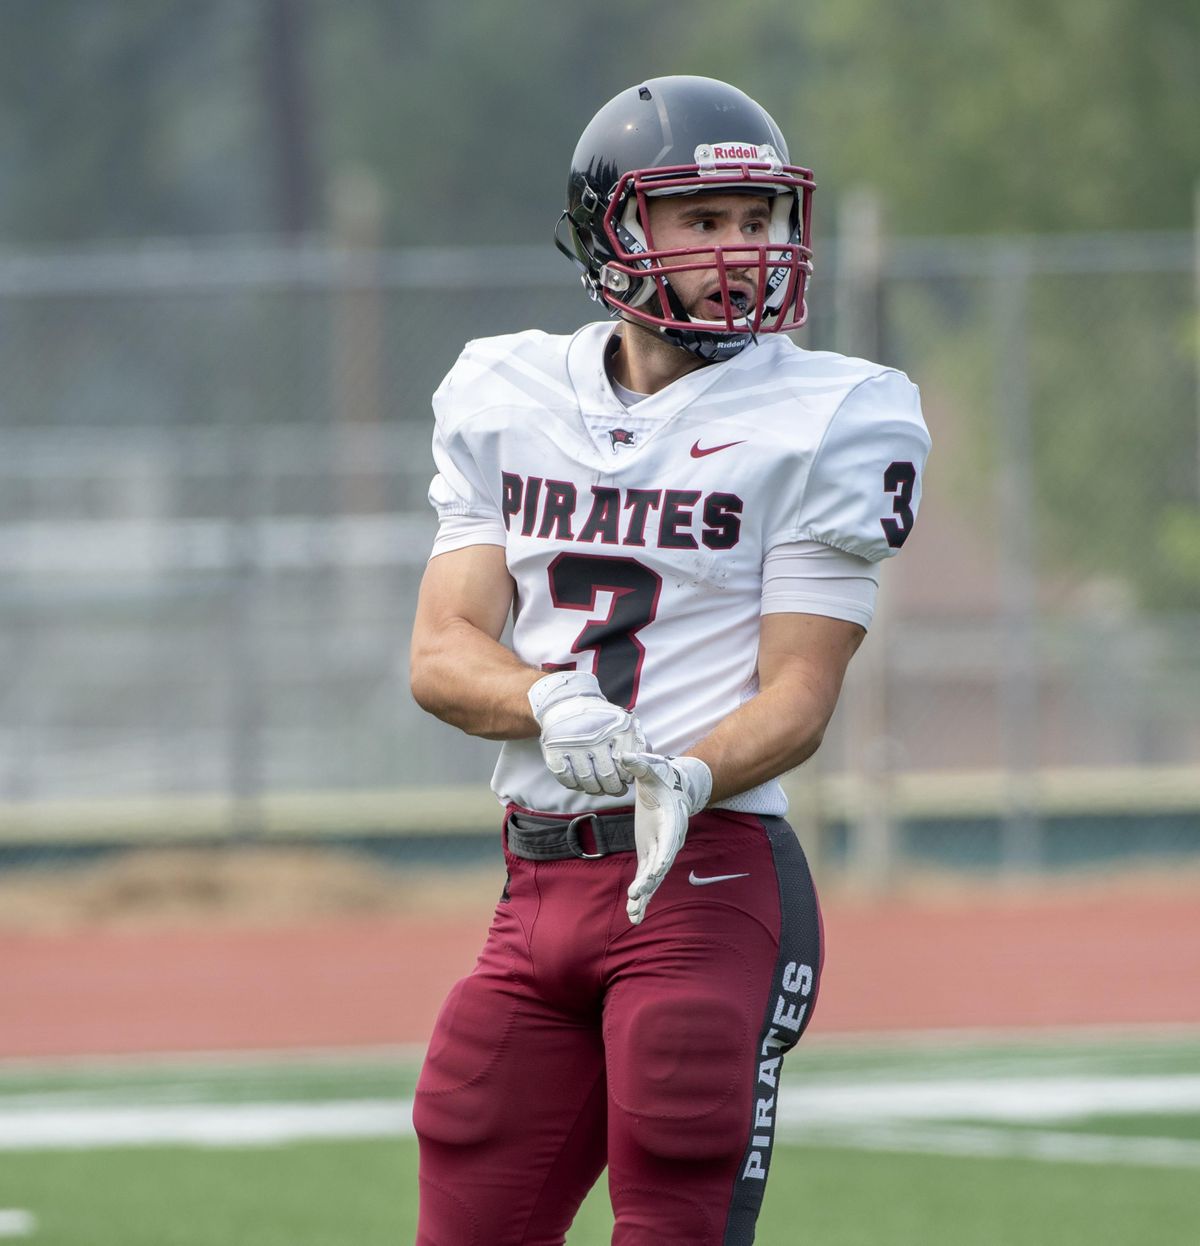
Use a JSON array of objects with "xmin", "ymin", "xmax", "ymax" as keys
[
  {"xmin": 880, "ymin": 460, "xmax": 917, "ymax": 549},
  {"xmin": 545, "ymin": 552, "xmax": 663, "ymax": 711}
]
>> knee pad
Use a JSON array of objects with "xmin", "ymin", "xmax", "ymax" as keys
[
  {"xmin": 609, "ymin": 1184, "xmax": 717, "ymax": 1244},
  {"xmin": 607, "ymin": 986, "xmax": 752, "ymax": 1162},
  {"xmin": 415, "ymin": 1177, "xmax": 481, "ymax": 1246}
]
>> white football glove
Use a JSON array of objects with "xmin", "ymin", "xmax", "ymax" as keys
[
  {"xmin": 619, "ymin": 752, "xmax": 713, "ymax": 925},
  {"xmin": 528, "ymin": 671, "xmax": 645, "ymax": 797}
]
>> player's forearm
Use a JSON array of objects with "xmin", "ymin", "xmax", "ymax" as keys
[
  {"xmin": 409, "ymin": 618, "xmax": 542, "ymax": 741},
  {"xmin": 684, "ymin": 666, "xmax": 840, "ymax": 806}
]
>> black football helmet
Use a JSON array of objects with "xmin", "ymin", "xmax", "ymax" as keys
[{"xmin": 555, "ymin": 76, "xmax": 815, "ymax": 362}]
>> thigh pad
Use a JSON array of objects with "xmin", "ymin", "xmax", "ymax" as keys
[{"xmin": 606, "ymin": 943, "xmax": 754, "ymax": 1161}]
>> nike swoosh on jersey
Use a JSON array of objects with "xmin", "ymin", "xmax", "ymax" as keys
[
  {"xmin": 690, "ymin": 439, "xmax": 746, "ymax": 458},
  {"xmin": 687, "ymin": 870, "xmax": 750, "ymax": 886}
]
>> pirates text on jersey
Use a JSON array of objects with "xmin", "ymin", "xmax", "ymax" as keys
[{"xmin": 501, "ymin": 472, "xmax": 744, "ymax": 551}]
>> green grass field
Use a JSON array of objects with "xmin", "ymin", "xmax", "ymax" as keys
[{"xmin": 2, "ymin": 1032, "xmax": 1199, "ymax": 1245}]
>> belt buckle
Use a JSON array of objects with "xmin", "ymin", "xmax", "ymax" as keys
[{"xmin": 564, "ymin": 813, "xmax": 606, "ymax": 859}]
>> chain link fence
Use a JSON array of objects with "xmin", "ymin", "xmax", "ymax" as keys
[{"xmin": 1, "ymin": 230, "xmax": 1197, "ymax": 877}]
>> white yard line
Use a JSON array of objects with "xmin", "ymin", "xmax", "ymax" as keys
[
  {"xmin": 780, "ymin": 1122, "xmax": 1200, "ymax": 1169},
  {"xmin": 2, "ymin": 1075, "xmax": 1200, "ymax": 1164},
  {"xmin": 776, "ymin": 1074, "xmax": 1200, "ymax": 1124},
  {"xmin": 0, "ymin": 1211, "xmax": 35, "ymax": 1239},
  {"xmin": 0, "ymin": 1100, "xmax": 410, "ymax": 1150}
]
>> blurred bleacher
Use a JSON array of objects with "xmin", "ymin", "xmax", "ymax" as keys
[{"xmin": 1, "ymin": 231, "xmax": 1197, "ymax": 881}]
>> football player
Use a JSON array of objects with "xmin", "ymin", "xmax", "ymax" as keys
[{"xmin": 409, "ymin": 75, "xmax": 930, "ymax": 1245}]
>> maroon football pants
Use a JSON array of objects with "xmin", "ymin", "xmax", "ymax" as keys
[{"xmin": 413, "ymin": 809, "xmax": 823, "ymax": 1246}]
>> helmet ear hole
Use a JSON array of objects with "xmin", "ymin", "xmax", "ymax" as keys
[
  {"xmin": 624, "ymin": 275, "xmax": 659, "ymax": 309},
  {"xmin": 600, "ymin": 263, "xmax": 658, "ymax": 308},
  {"xmin": 608, "ymin": 195, "xmax": 657, "ymax": 308}
]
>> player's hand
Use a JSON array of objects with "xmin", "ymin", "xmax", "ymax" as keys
[
  {"xmin": 619, "ymin": 752, "xmax": 713, "ymax": 925},
  {"xmin": 528, "ymin": 671, "xmax": 645, "ymax": 796}
]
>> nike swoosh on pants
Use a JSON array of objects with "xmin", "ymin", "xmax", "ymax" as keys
[{"xmin": 687, "ymin": 871, "xmax": 750, "ymax": 886}]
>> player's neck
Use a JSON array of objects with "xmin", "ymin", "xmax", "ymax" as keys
[{"xmin": 607, "ymin": 323, "xmax": 708, "ymax": 396}]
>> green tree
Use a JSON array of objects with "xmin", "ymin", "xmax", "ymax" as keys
[
  {"xmin": 3, "ymin": 0, "xmax": 1196, "ymax": 243},
  {"xmin": 794, "ymin": 0, "xmax": 1200, "ymax": 234}
]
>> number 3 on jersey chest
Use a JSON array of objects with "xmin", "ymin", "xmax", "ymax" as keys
[{"xmin": 542, "ymin": 553, "xmax": 662, "ymax": 711}]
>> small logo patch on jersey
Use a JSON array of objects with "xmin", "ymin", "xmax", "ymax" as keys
[
  {"xmin": 609, "ymin": 428, "xmax": 637, "ymax": 451},
  {"xmin": 691, "ymin": 439, "xmax": 745, "ymax": 458},
  {"xmin": 688, "ymin": 870, "xmax": 750, "ymax": 886}
]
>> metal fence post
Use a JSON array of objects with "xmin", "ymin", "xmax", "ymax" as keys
[
  {"xmin": 1194, "ymin": 179, "xmax": 1200, "ymax": 504},
  {"xmin": 331, "ymin": 167, "xmax": 386, "ymax": 516},
  {"xmin": 993, "ymin": 242, "xmax": 1041, "ymax": 872},
  {"xmin": 0, "ymin": 510, "xmax": 34, "ymax": 803},
  {"xmin": 835, "ymin": 188, "xmax": 897, "ymax": 890},
  {"xmin": 224, "ymin": 415, "xmax": 265, "ymax": 838}
]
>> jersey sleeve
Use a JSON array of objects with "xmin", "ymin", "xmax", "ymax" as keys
[
  {"xmin": 426, "ymin": 346, "xmax": 507, "ymax": 554},
  {"xmin": 760, "ymin": 539, "xmax": 880, "ymax": 628},
  {"xmin": 768, "ymin": 369, "xmax": 931, "ymax": 562}
]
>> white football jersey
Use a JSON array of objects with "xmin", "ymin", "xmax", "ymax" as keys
[{"xmin": 427, "ymin": 321, "xmax": 930, "ymax": 816}]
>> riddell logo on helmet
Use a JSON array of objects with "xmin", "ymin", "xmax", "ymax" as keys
[
  {"xmin": 696, "ymin": 142, "xmax": 779, "ymax": 165},
  {"xmin": 714, "ymin": 143, "xmax": 759, "ymax": 160}
]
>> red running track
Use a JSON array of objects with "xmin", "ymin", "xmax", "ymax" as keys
[{"xmin": 2, "ymin": 890, "xmax": 1198, "ymax": 1058}]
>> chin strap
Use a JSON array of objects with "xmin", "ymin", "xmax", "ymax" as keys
[{"xmin": 657, "ymin": 278, "xmax": 755, "ymax": 363}]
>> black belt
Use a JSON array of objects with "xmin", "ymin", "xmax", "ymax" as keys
[{"xmin": 506, "ymin": 810, "xmax": 637, "ymax": 861}]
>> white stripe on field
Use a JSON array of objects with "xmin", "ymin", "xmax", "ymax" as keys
[
  {"xmin": 0, "ymin": 1100, "xmax": 411, "ymax": 1150},
  {"xmin": 778, "ymin": 1122, "xmax": 1200, "ymax": 1169},
  {"xmin": 3, "ymin": 1074, "xmax": 1200, "ymax": 1159},
  {"xmin": 0, "ymin": 1211, "xmax": 35, "ymax": 1239},
  {"xmin": 775, "ymin": 1074, "xmax": 1200, "ymax": 1125}
]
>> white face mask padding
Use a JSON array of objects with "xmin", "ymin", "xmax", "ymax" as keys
[
  {"xmin": 762, "ymin": 193, "xmax": 799, "ymax": 319},
  {"xmin": 616, "ymin": 198, "xmax": 659, "ymax": 308}
]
